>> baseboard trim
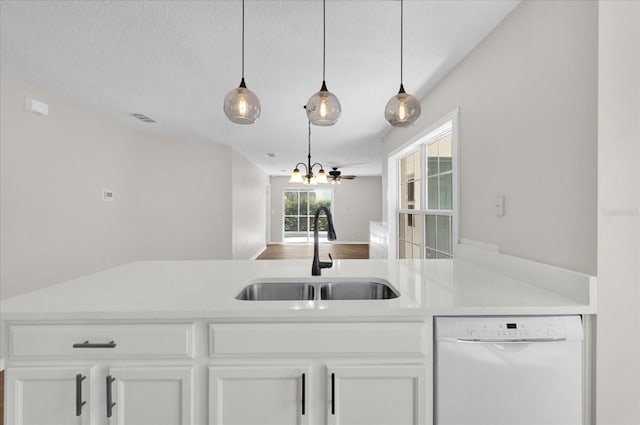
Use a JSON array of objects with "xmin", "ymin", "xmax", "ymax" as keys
[{"xmin": 249, "ymin": 246, "xmax": 267, "ymax": 260}]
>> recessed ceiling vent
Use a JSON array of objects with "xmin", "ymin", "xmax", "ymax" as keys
[
  {"xmin": 267, "ymin": 153, "xmax": 276, "ymax": 158},
  {"xmin": 129, "ymin": 113, "xmax": 157, "ymax": 123}
]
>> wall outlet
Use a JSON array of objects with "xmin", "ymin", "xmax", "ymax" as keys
[
  {"xmin": 102, "ymin": 190, "xmax": 114, "ymax": 202},
  {"xmin": 495, "ymin": 195, "xmax": 505, "ymax": 217}
]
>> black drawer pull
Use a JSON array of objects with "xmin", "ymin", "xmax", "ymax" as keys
[
  {"xmin": 75, "ymin": 373, "xmax": 87, "ymax": 416},
  {"xmin": 331, "ymin": 372, "xmax": 335, "ymax": 415},
  {"xmin": 106, "ymin": 375, "xmax": 116, "ymax": 418},
  {"xmin": 301, "ymin": 373, "xmax": 306, "ymax": 415},
  {"xmin": 72, "ymin": 340, "xmax": 116, "ymax": 349}
]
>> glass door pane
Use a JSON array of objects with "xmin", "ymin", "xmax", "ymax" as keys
[{"xmin": 283, "ymin": 189, "xmax": 332, "ymax": 243}]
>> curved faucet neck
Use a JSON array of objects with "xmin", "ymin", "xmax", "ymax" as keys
[{"xmin": 312, "ymin": 206, "xmax": 337, "ymax": 276}]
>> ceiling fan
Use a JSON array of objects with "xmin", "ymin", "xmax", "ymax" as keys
[{"xmin": 328, "ymin": 167, "xmax": 356, "ymax": 184}]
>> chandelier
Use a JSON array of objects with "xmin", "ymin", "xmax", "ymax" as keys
[{"xmin": 289, "ymin": 118, "xmax": 328, "ymax": 185}]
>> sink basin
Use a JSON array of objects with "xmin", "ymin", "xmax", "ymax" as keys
[
  {"xmin": 320, "ymin": 281, "xmax": 399, "ymax": 300},
  {"xmin": 236, "ymin": 279, "xmax": 399, "ymax": 301},
  {"xmin": 236, "ymin": 282, "xmax": 315, "ymax": 301}
]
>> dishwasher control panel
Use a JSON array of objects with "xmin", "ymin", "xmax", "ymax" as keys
[{"xmin": 445, "ymin": 316, "xmax": 577, "ymax": 340}]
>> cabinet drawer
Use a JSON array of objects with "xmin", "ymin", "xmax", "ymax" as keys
[
  {"xmin": 209, "ymin": 322, "xmax": 425, "ymax": 356},
  {"xmin": 9, "ymin": 323, "xmax": 194, "ymax": 360}
]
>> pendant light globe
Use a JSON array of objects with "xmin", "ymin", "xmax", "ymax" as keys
[
  {"xmin": 223, "ymin": 0, "xmax": 260, "ymax": 125},
  {"xmin": 385, "ymin": 85, "xmax": 421, "ymax": 127},
  {"xmin": 307, "ymin": 0, "xmax": 341, "ymax": 127},
  {"xmin": 306, "ymin": 81, "xmax": 341, "ymax": 126},
  {"xmin": 224, "ymin": 79, "xmax": 261, "ymax": 124},
  {"xmin": 385, "ymin": 0, "xmax": 421, "ymax": 127}
]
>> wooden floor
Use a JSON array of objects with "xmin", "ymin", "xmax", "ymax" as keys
[{"xmin": 256, "ymin": 243, "xmax": 369, "ymax": 260}]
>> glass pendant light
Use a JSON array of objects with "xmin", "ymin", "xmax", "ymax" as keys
[
  {"xmin": 306, "ymin": 0, "xmax": 341, "ymax": 126},
  {"xmin": 385, "ymin": 0, "xmax": 421, "ymax": 127},
  {"xmin": 224, "ymin": 0, "xmax": 261, "ymax": 124}
]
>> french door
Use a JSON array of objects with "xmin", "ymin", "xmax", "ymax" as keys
[{"xmin": 283, "ymin": 188, "xmax": 333, "ymax": 243}]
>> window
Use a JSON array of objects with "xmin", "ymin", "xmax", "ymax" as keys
[
  {"xmin": 390, "ymin": 111, "xmax": 458, "ymax": 259},
  {"xmin": 398, "ymin": 149, "xmax": 422, "ymax": 258},
  {"xmin": 425, "ymin": 134, "xmax": 453, "ymax": 259},
  {"xmin": 283, "ymin": 188, "xmax": 333, "ymax": 243}
]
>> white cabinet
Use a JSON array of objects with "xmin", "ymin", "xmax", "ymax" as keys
[
  {"xmin": 5, "ymin": 365, "xmax": 195, "ymax": 425},
  {"xmin": 3, "ymin": 323, "xmax": 196, "ymax": 425},
  {"xmin": 110, "ymin": 366, "xmax": 194, "ymax": 425},
  {"xmin": 5, "ymin": 366, "xmax": 95, "ymax": 425},
  {"xmin": 328, "ymin": 365, "xmax": 425, "ymax": 425},
  {"xmin": 209, "ymin": 364, "xmax": 425, "ymax": 425},
  {"xmin": 209, "ymin": 365, "xmax": 310, "ymax": 425},
  {"xmin": 207, "ymin": 321, "xmax": 427, "ymax": 425},
  {"xmin": 3, "ymin": 320, "xmax": 427, "ymax": 425}
]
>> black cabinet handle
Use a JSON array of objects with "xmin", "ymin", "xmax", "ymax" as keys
[
  {"xmin": 75, "ymin": 374, "xmax": 87, "ymax": 416},
  {"xmin": 73, "ymin": 340, "xmax": 117, "ymax": 349},
  {"xmin": 106, "ymin": 375, "xmax": 116, "ymax": 418},
  {"xmin": 301, "ymin": 373, "xmax": 306, "ymax": 415},
  {"xmin": 331, "ymin": 372, "xmax": 335, "ymax": 415}
]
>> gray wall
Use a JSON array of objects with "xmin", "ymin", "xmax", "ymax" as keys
[
  {"xmin": 596, "ymin": 1, "xmax": 640, "ymax": 423},
  {"xmin": 383, "ymin": 0, "xmax": 597, "ymax": 274},
  {"xmin": 269, "ymin": 176, "xmax": 382, "ymax": 244},
  {"xmin": 0, "ymin": 73, "xmax": 266, "ymax": 298}
]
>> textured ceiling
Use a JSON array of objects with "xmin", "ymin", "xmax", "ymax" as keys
[{"xmin": 0, "ymin": 0, "xmax": 519, "ymax": 176}]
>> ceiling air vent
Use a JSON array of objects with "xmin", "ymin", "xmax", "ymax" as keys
[{"xmin": 129, "ymin": 113, "xmax": 157, "ymax": 123}]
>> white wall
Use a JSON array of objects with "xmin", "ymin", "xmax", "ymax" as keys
[
  {"xmin": 596, "ymin": 1, "xmax": 640, "ymax": 423},
  {"xmin": 1, "ymin": 73, "xmax": 142, "ymax": 298},
  {"xmin": 382, "ymin": 0, "xmax": 598, "ymax": 274},
  {"xmin": 232, "ymin": 150, "xmax": 268, "ymax": 259},
  {"xmin": 137, "ymin": 134, "xmax": 233, "ymax": 261},
  {"xmin": 269, "ymin": 176, "xmax": 382, "ymax": 244},
  {"xmin": 0, "ymin": 73, "xmax": 266, "ymax": 298}
]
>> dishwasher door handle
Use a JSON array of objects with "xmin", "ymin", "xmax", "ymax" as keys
[{"xmin": 456, "ymin": 337, "xmax": 568, "ymax": 343}]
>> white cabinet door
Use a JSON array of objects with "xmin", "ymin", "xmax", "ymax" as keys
[
  {"xmin": 5, "ymin": 366, "xmax": 94, "ymax": 425},
  {"xmin": 209, "ymin": 365, "xmax": 310, "ymax": 425},
  {"xmin": 109, "ymin": 366, "xmax": 194, "ymax": 425},
  {"xmin": 328, "ymin": 365, "xmax": 426, "ymax": 425}
]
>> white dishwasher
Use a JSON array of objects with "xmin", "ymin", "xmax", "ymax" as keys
[{"xmin": 435, "ymin": 316, "xmax": 583, "ymax": 425}]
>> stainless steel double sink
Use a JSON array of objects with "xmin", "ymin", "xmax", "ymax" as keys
[{"xmin": 236, "ymin": 279, "xmax": 399, "ymax": 301}]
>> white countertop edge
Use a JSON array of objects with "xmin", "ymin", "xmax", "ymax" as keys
[{"xmin": 0, "ymin": 304, "xmax": 596, "ymax": 322}]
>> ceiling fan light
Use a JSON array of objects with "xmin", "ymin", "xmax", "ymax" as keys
[
  {"xmin": 385, "ymin": 89, "xmax": 421, "ymax": 127},
  {"xmin": 289, "ymin": 168, "xmax": 304, "ymax": 183},
  {"xmin": 306, "ymin": 83, "xmax": 341, "ymax": 126},
  {"xmin": 224, "ymin": 82, "xmax": 261, "ymax": 124}
]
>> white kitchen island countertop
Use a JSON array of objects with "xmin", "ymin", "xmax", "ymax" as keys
[{"xmin": 0, "ymin": 250, "xmax": 596, "ymax": 321}]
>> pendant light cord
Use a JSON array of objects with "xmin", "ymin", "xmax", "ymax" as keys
[
  {"xmin": 322, "ymin": 0, "xmax": 326, "ymax": 82},
  {"xmin": 242, "ymin": 0, "xmax": 245, "ymax": 80},
  {"xmin": 400, "ymin": 0, "xmax": 404, "ymax": 86}
]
